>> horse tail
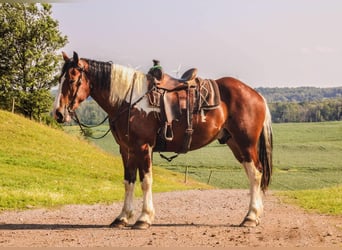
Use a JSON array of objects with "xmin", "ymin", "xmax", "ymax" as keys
[{"xmin": 259, "ymin": 98, "xmax": 273, "ymax": 191}]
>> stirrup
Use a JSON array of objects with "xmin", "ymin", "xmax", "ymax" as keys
[{"xmin": 164, "ymin": 124, "xmax": 173, "ymax": 141}]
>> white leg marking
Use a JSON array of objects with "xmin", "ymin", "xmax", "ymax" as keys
[
  {"xmin": 137, "ymin": 171, "xmax": 155, "ymax": 224},
  {"xmin": 242, "ymin": 161, "xmax": 263, "ymax": 224},
  {"xmin": 117, "ymin": 180, "xmax": 135, "ymax": 223}
]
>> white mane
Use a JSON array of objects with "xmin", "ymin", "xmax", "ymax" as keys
[{"xmin": 109, "ymin": 64, "xmax": 147, "ymax": 105}]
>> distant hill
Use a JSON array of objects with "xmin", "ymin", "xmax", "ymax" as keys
[
  {"xmin": 0, "ymin": 110, "xmax": 208, "ymax": 210},
  {"xmin": 256, "ymin": 86, "xmax": 342, "ymax": 102}
]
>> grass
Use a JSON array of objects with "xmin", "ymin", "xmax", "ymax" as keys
[
  {"xmin": 2, "ymin": 109, "xmax": 341, "ymax": 215},
  {"xmin": 75, "ymin": 122, "xmax": 342, "ymax": 190},
  {"xmin": 278, "ymin": 186, "xmax": 342, "ymax": 215},
  {"xmin": 73, "ymin": 121, "xmax": 342, "ymax": 215},
  {"xmin": 0, "ymin": 110, "xmax": 210, "ymax": 211},
  {"xmin": 271, "ymin": 122, "xmax": 342, "ymax": 215}
]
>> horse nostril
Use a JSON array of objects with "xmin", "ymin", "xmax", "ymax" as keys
[{"xmin": 55, "ymin": 110, "xmax": 64, "ymax": 123}]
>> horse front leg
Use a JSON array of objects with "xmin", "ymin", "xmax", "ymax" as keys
[
  {"xmin": 132, "ymin": 170, "xmax": 154, "ymax": 229},
  {"xmin": 240, "ymin": 160, "xmax": 263, "ymax": 227},
  {"xmin": 132, "ymin": 144, "xmax": 155, "ymax": 229},
  {"xmin": 110, "ymin": 149, "xmax": 137, "ymax": 228}
]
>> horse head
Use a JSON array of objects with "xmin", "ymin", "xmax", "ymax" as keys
[{"xmin": 54, "ymin": 51, "xmax": 90, "ymax": 123}]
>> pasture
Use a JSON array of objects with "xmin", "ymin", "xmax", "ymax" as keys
[
  {"xmin": 71, "ymin": 121, "xmax": 342, "ymax": 215},
  {"xmin": 78, "ymin": 121, "xmax": 342, "ymax": 190}
]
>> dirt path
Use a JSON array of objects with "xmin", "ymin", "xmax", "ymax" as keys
[{"xmin": 0, "ymin": 189, "xmax": 341, "ymax": 247}]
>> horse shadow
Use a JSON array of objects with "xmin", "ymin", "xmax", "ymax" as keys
[
  {"xmin": 0, "ymin": 222, "xmax": 239, "ymax": 230},
  {"xmin": 0, "ymin": 224, "xmax": 108, "ymax": 230}
]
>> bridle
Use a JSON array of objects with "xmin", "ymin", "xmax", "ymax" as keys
[
  {"xmin": 59, "ymin": 62, "xmax": 111, "ymax": 139},
  {"xmin": 66, "ymin": 64, "xmax": 86, "ymax": 113}
]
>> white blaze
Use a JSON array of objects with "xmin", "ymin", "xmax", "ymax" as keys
[{"xmin": 53, "ymin": 76, "xmax": 64, "ymax": 113}]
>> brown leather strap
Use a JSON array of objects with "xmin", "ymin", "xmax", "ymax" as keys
[{"xmin": 179, "ymin": 85, "xmax": 194, "ymax": 153}]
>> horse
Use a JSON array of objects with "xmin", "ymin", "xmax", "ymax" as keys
[{"xmin": 53, "ymin": 51, "xmax": 273, "ymax": 229}]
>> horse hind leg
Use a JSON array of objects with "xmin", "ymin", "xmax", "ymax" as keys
[
  {"xmin": 226, "ymin": 139, "xmax": 263, "ymax": 227},
  {"xmin": 240, "ymin": 104, "xmax": 273, "ymax": 227},
  {"xmin": 240, "ymin": 160, "xmax": 263, "ymax": 227}
]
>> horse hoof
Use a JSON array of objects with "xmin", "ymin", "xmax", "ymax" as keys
[
  {"xmin": 109, "ymin": 218, "xmax": 128, "ymax": 228},
  {"xmin": 132, "ymin": 221, "xmax": 151, "ymax": 230},
  {"xmin": 240, "ymin": 218, "xmax": 259, "ymax": 227}
]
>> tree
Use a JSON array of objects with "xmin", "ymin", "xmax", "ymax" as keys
[{"xmin": 0, "ymin": 3, "xmax": 67, "ymax": 120}]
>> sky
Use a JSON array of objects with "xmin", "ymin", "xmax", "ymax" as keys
[{"xmin": 52, "ymin": 0, "xmax": 342, "ymax": 88}]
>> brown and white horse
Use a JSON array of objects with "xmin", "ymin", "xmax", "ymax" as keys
[{"xmin": 53, "ymin": 52, "xmax": 273, "ymax": 229}]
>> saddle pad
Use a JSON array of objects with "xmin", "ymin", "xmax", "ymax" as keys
[
  {"xmin": 198, "ymin": 79, "xmax": 221, "ymax": 110},
  {"xmin": 147, "ymin": 78, "xmax": 221, "ymax": 111}
]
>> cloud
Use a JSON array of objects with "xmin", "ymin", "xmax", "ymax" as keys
[
  {"xmin": 300, "ymin": 45, "xmax": 336, "ymax": 55},
  {"xmin": 315, "ymin": 46, "xmax": 335, "ymax": 53}
]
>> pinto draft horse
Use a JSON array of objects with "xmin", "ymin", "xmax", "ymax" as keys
[{"xmin": 53, "ymin": 52, "xmax": 273, "ymax": 229}]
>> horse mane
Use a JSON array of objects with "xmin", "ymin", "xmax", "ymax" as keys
[
  {"xmin": 85, "ymin": 59, "xmax": 147, "ymax": 105},
  {"xmin": 85, "ymin": 59, "xmax": 112, "ymax": 90},
  {"xmin": 110, "ymin": 64, "xmax": 146, "ymax": 105}
]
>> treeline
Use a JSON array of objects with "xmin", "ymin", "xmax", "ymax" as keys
[
  {"xmin": 268, "ymin": 99, "xmax": 342, "ymax": 123},
  {"xmin": 256, "ymin": 86, "xmax": 342, "ymax": 102},
  {"xmin": 256, "ymin": 87, "xmax": 342, "ymax": 122}
]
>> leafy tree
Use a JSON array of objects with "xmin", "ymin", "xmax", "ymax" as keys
[
  {"xmin": 0, "ymin": 3, "xmax": 67, "ymax": 120},
  {"xmin": 76, "ymin": 99, "xmax": 108, "ymax": 126},
  {"xmin": 269, "ymin": 99, "xmax": 342, "ymax": 123}
]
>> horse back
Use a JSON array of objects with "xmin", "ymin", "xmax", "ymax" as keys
[
  {"xmin": 216, "ymin": 77, "xmax": 265, "ymax": 113},
  {"xmin": 215, "ymin": 77, "xmax": 266, "ymax": 136}
]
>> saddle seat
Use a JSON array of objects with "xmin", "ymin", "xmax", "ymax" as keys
[{"xmin": 154, "ymin": 68, "xmax": 198, "ymax": 91}]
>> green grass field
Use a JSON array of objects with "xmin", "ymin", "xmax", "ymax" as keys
[
  {"xmin": 0, "ymin": 110, "xmax": 209, "ymax": 211},
  {"xmin": 1, "ymin": 109, "xmax": 341, "ymax": 215},
  {"xmin": 71, "ymin": 121, "xmax": 342, "ymax": 215},
  {"xmin": 74, "ymin": 121, "xmax": 342, "ymax": 191}
]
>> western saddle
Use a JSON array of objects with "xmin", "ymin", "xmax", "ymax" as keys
[{"xmin": 147, "ymin": 60, "xmax": 220, "ymax": 154}]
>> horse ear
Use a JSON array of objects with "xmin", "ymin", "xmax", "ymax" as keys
[
  {"xmin": 62, "ymin": 51, "xmax": 70, "ymax": 62},
  {"xmin": 73, "ymin": 51, "xmax": 79, "ymax": 63}
]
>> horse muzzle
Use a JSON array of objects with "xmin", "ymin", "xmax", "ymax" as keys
[{"xmin": 54, "ymin": 107, "xmax": 72, "ymax": 123}]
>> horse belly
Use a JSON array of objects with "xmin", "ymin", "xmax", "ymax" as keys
[{"xmin": 157, "ymin": 108, "xmax": 226, "ymax": 152}]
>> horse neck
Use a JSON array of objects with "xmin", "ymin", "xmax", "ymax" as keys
[
  {"xmin": 85, "ymin": 60, "xmax": 147, "ymax": 115},
  {"xmin": 89, "ymin": 84, "xmax": 116, "ymax": 115}
]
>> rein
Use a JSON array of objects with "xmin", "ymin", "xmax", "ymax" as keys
[
  {"xmin": 72, "ymin": 112, "xmax": 111, "ymax": 140},
  {"xmin": 72, "ymin": 81, "xmax": 154, "ymax": 140}
]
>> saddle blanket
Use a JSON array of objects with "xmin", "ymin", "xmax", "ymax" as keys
[{"xmin": 148, "ymin": 78, "xmax": 221, "ymax": 115}]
